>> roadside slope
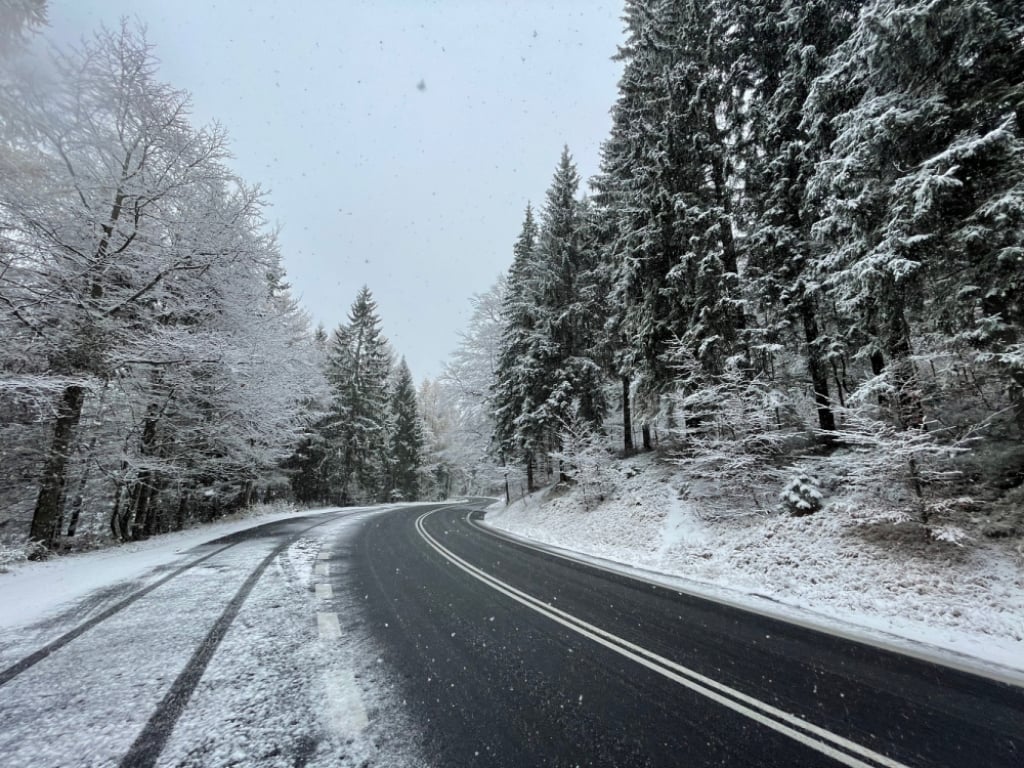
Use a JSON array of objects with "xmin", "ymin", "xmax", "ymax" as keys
[{"xmin": 485, "ymin": 453, "xmax": 1024, "ymax": 676}]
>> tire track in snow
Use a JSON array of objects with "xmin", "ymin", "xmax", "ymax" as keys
[
  {"xmin": 117, "ymin": 513, "xmax": 346, "ymax": 768},
  {"xmin": 0, "ymin": 541, "xmax": 237, "ymax": 687},
  {"xmin": 0, "ymin": 513, "xmax": 348, "ymax": 691}
]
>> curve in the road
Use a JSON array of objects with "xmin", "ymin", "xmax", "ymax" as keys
[{"xmin": 415, "ymin": 508, "xmax": 907, "ymax": 768}]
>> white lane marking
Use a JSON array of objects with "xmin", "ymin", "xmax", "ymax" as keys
[
  {"xmin": 471, "ymin": 517, "xmax": 1024, "ymax": 691},
  {"xmin": 416, "ymin": 511, "xmax": 909, "ymax": 768},
  {"xmin": 317, "ymin": 551, "xmax": 331, "ymax": 561},
  {"xmin": 318, "ymin": 611, "xmax": 341, "ymax": 640},
  {"xmin": 322, "ymin": 668, "xmax": 369, "ymax": 735},
  {"xmin": 316, "ymin": 582, "xmax": 333, "ymax": 599},
  {"xmin": 315, "ymin": 562, "xmax": 330, "ymax": 577}
]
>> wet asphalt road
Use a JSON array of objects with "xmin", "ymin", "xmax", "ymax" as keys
[{"xmin": 348, "ymin": 501, "xmax": 1024, "ymax": 768}]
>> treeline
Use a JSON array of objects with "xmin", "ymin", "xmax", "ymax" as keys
[
  {"xmin": 460, "ymin": 0, "xmax": 1024, "ymax": 526},
  {"xmin": 0, "ymin": 14, "xmax": 430, "ymax": 555},
  {"xmin": 285, "ymin": 287, "xmax": 425, "ymax": 506},
  {"xmin": 0, "ymin": 19, "xmax": 327, "ymax": 552}
]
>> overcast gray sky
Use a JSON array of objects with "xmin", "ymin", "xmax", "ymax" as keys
[{"xmin": 45, "ymin": 0, "xmax": 624, "ymax": 381}]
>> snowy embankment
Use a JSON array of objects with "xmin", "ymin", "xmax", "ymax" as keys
[
  {"xmin": 485, "ymin": 453, "xmax": 1024, "ymax": 679},
  {"xmin": 0, "ymin": 503, "xmax": 341, "ymax": 631}
]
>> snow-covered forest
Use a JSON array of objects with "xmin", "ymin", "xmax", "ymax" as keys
[
  {"xmin": 284, "ymin": 287, "xmax": 426, "ymax": 507},
  {"xmin": 0, "ymin": 9, "xmax": 430, "ymax": 558},
  {"xmin": 3, "ymin": 0, "xmax": 1024, "ymax": 562},
  {"xmin": 432, "ymin": 0, "xmax": 1024, "ymax": 545}
]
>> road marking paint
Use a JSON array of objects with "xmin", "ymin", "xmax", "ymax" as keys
[
  {"xmin": 318, "ymin": 612, "xmax": 341, "ymax": 640},
  {"xmin": 472, "ymin": 516, "xmax": 1024, "ymax": 690},
  {"xmin": 315, "ymin": 562, "xmax": 330, "ymax": 577},
  {"xmin": 317, "ymin": 552, "xmax": 330, "ymax": 560},
  {"xmin": 322, "ymin": 668, "xmax": 369, "ymax": 735},
  {"xmin": 415, "ymin": 510, "xmax": 909, "ymax": 768},
  {"xmin": 316, "ymin": 582, "xmax": 333, "ymax": 599}
]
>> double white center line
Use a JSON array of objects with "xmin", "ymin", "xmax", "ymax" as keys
[{"xmin": 415, "ymin": 509, "xmax": 909, "ymax": 768}]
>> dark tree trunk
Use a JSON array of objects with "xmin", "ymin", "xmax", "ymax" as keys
[
  {"xmin": 30, "ymin": 385, "xmax": 86, "ymax": 551},
  {"xmin": 622, "ymin": 376, "xmax": 634, "ymax": 455},
  {"xmin": 800, "ymin": 303, "xmax": 836, "ymax": 433},
  {"xmin": 500, "ymin": 453, "xmax": 510, "ymax": 505},
  {"xmin": 526, "ymin": 454, "xmax": 535, "ymax": 493},
  {"xmin": 887, "ymin": 308, "xmax": 924, "ymax": 430},
  {"xmin": 127, "ymin": 412, "xmax": 159, "ymax": 540},
  {"xmin": 642, "ymin": 423, "xmax": 652, "ymax": 451},
  {"xmin": 242, "ymin": 480, "xmax": 255, "ymax": 507},
  {"xmin": 175, "ymin": 491, "xmax": 190, "ymax": 531},
  {"xmin": 870, "ymin": 349, "xmax": 885, "ymax": 377},
  {"xmin": 110, "ymin": 462, "xmax": 129, "ymax": 541},
  {"xmin": 65, "ymin": 438, "xmax": 96, "ymax": 538},
  {"xmin": 133, "ymin": 478, "xmax": 155, "ymax": 539}
]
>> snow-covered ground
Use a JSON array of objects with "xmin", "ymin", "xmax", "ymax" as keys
[
  {"xmin": 0, "ymin": 503, "xmax": 340, "ymax": 631},
  {"xmin": 0, "ymin": 503, "xmax": 429, "ymax": 768},
  {"xmin": 485, "ymin": 452, "xmax": 1024, "ymax": 681}
]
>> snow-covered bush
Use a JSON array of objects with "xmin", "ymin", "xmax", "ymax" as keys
[
  {"xmin": 0, "ymin": 539, "xmax": 47, "ymax": 571},
  {"xmin": 823, "ymin": 379, "xmax": 978, "ymax": 542},
  {"xmin": 666, "ymin": 356, "xmax": 800, "ymax": 514},
  {"xmin": 779, "ymin": 473, "xmax": 823, "ymax": 516},
  {"xmin": 551, "ymin": 410, "xmax": 614, "ymax": 510}
]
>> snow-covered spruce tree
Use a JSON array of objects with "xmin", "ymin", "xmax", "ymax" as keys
[
  {"xmin": 731, "ymin": 0, "xmax": 862, "ymax": 436},
  {"xmin": 595, "ymin": 0, "xmax": 746, "ymax": 445},
  {"xmin": 492, "ymin": 204, "xmax": 543, "ymax": 491},
  {"xmin": 281, "ymin": 325, "xmax": 336, "ymax": 505},
  {"xmin": 533, "ymin": 149, "xmax": 609, "ymax": 435},
  {"xmin": 493, "ymin": 149, "xmax": 608, "ymax": 489},
  {"xmin": 804, "ymin": 0, "xmax": 1024, "ymax": 432},
  {"xmin": 388, "ymin": 358, "xmax": 423, "ymax": 502},
  {"xmin": 321, "ymin": 286, "xmax": 393, "ymax": 504}
]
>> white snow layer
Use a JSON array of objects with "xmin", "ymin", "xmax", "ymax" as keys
[
  {"xmin": 0, "ymin": 504, "xmax": 341, "ymax": 631},
  {"xmin": 485, "ymin": 452, "xmax": 1024, "ymax": 681},
  {"xmin": 0, "ymin": 505, "xmax": 428, "ymax": 768}
]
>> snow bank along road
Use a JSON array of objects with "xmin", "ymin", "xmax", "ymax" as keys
[
  {"xmin": 352, "ymin": 501, "xmax": 1024, "ymax": 767},
  {"xmin": 2, "ymin": 501, "xmax": 1021, "ymax": 767}
]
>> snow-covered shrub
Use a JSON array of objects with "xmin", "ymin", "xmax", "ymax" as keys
[
  {"xmin": 0, "ymin": 539, "xmax": 47, "ymax": 571},
  {"xmin": 823, "ymin": 379, "xmax": 978, "ymax": 541},
  {"xmin": 666, "ymin": 356, "xmax": 800, "ymax": 514},
  {"xmin": 551, "ymin": 410, "xmax": 614, "ymax": 510},
  {"xmin": 779, "ymin": 473, "xmax": 823, "ymax": 516}
]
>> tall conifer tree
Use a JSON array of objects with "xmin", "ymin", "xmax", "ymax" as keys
[{"xmin": 388, "ymin": 358, "xmax": 423, "ymax": 501}]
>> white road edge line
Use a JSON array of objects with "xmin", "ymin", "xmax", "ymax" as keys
[
  {"xmin": 315, "ymin": 562, "xmax": 330, "ymax": 577},
  {"xmin": 317, "ymin": 611, "xmax": 341, "ymax": 640},
  {"xmin": 315, "ymin": 582, "xmax": 333, "ymax": 599},
  {"xmin": 415, "ymin": 509, "xmax": 909, "ymax": 768},
  {"xmin": 322, "ymin": 668, "xmax": 369, "ymax": 735},
  {"xmin": 316, "ymin": 610, "xmax": 369, "ymax": 736}
]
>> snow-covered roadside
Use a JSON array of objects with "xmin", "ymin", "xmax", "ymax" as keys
[
  {"xmin": 0, "ymin": 503, "xmax": 343, "ymax": 631},
  {"xmin": 484, "ymin": 453, "xmax": 1024, "ymax": 681}
]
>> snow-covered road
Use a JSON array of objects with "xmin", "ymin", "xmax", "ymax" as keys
[{"xmin": 0, "ymin": 507, "xmax": 427, "ymax": 768}]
